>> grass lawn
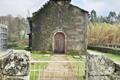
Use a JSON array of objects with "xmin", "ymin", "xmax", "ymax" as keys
[
  {"xmin": 88, "ymin": 50, "xmax": 120, "ymax": 63},
  {"xmin": 31, "ymin": 51, "xmax": 52, "ymax": 61},
  {"xmin": 104, "ymin": 53, "xmax": 120, "ymax": 63},
  {"xmin": 8, "ymin": 42, "xmax": 27, "ymax": 50},
  {"xmin": 30, "ymin": 51, "xmax": 52, "ymax": 80},
  {"xmin": 30, "ymin": 51, "xmax": 86, "ymax": 80},
  {"xmin": 66, "ymin": 52, "xmax": 85, "ymax": 80}
]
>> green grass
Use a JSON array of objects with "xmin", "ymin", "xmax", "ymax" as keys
[
  {"xmin": 30, "ymin": 51, "xmax": 52, "ymax": 80},
  {"xmin": 31, "ymin": 51, "xmax": 52, "ymax": 61},
  {"xmin": 8, "ymin": 42, "xmax": 27, "ymax": 50},
  {"xmin": 88, "ymin": 50, "xmax": 120, "ymax": 63},
  {"xmin": 104, "ymin": 53, "xmax": 120, "ymax": 63},
  {"xmin": 31, "ymin": 51, "xmax": 86, "ymax": 80},
  {"xmin": 30, "ymin": 50, "xmax": 120, "ymax": 80},
  {"xmin": 66, "ymin": 52, "xmax": 85, "ymax": 80}
]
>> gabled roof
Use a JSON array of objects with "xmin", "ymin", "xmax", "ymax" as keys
[
  {"xmin": 32, "ymin": 0, "xmax": 89, "ymax": 18},
  {"xmin": 70, "ymin": 4, "xmax": 89, "ymax": 13}
]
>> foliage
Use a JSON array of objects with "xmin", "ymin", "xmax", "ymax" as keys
[
  {"xmin": 66, "ymin": 50, "xmax": 79, "ymax": 55},
  {"xmin": 90, "ymin": 10, "xmax": 97, "ymax": 22},
  {"xmin": 108, "ymin": 11, "xmax": 117, "ymax": 24},
  {"xmin": 105, "ymin": 53, "xmax": 120, "ymax": 63},
  {"xmin": 117, "ymin": 12, "xmax": 120, "ymax": 21},
  {"xmin": 89, "ymin": 10, "xmax": 120, "ymax": 24},
  {"xmin": 32, "ymin": 51, "xmax": 53, "ymax": 55},
  {"xmin": 0, "ymin": 15, "xmax": 28, "ymax": 43},
  {"xmin": 8, "ymin": 40, "xmax": 28, "ymax": 50},
  {"xmin": 88, "ymin": 22, "xmax": 120, "ymax": 44}
]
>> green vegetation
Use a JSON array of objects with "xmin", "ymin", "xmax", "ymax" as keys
[
  {"xmin": 30, "ymin": 51, "xmax": 51, "ymax": 80},
  {"xmin": 104, "ymin": 53, "xmax": 120, "ymax": 63},
  {"xmin": 88, "ymin": 23, "xmax": 120, "ymax": 44},
  {"xmin": 89, "ymin": 50, "xmax": 120, "ymax": 63},
  {"xmin": 88, "ymin": 10, "xmax": 120, "ymax": 45},
  {"xmin": 31, "ymin": 51, "xmax": 52, "ymax": 60},
  {"xmin": 30, "ymin": 51, "xmax": 86, "ymax": 80},
  {"xmin": 66, "ymin": 52, "xmax": 85, "ymax": 80},
  {"xmin": 90, "ymin": 10, "xmax": 120, "ymax": 24},
  {"xmin": 8, "ymin": 40, "xmax": 28, "ymax": 50}
]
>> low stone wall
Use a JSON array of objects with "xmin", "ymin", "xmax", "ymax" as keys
[
  {"xmin": 86, "ymin": 54, "xmax": 120, "ymax": 80},
  {"xmin": 88, "ymin": 45, "xmax": 120, "ymax": 54},
  {"xmin": 0, "ymin": 50, "xmax": 30, "ymax": 80}
]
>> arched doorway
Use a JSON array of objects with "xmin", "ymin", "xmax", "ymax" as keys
[{"xmin": 54, "ymin": 32, "xmax": 65, "ymax": 53}]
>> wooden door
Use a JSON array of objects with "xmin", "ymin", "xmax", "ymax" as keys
[{"xmin": 54, "ymin": 32, "xmax": 65, "ymax": 53}]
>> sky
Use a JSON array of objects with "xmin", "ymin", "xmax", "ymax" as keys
[{"xmin": 0, "ymin": 0, "xmax": 120, "ymax": 18}]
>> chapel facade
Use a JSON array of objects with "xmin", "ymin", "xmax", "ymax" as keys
[{"xmin": 28, "ymin": 0, "xmax": 88, "ymax": 54}]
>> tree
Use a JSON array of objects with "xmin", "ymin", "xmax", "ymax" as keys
[
  {"xmin": 97, "ymin": 16, "xmax": 106, "ymax": 23},
  {"xmin": 0, "ymin": 15, "xmax": 28, "ymax": 42},
  {"xmin": 108, "ymin": 11, "xmax": 117, "ymax": 24},
  {"xmin": 117, "ymin": 12, "xmax": 120, "ymax": 22},
  {"xmin": 90, "ymin": 10, "xmax": 97, "ymax": 22}
]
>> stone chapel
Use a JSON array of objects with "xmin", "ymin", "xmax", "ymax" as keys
[{"xmin": 28, "ymin": 0, "xmax": 88, "ymax": 54}]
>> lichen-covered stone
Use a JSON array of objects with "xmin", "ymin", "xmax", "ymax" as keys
[
  {"xmin": 2, "ymin": 50, "xmax": 30, "ymax": 76},
  {"xmin": 0, "ymin": 56, "xmax": 3, "ymax": 79},
  {"xmin": 114, "ymin": 64, "xmax": 120, "ymax": 75},
  {"xmin": 4, "ymin": 75, "xmax": 29, "ymax": 80},
  {"xmin": 87, "ymin": 54, "xmax": 115, "ymax": 75},
  {"xmin": 0, "ymin": 59, "xmax": 2, "ymax": 73},
  {"xmin": 86, "ymin": 54, "xmax": 120, "ymax": 80},
  {"xmin": 88, "ymin": 76, "xmax": 111, "ymax": 80},
  {"xmin": 111, "ymin": 75, "xmax": 120, "ymax": 80}
]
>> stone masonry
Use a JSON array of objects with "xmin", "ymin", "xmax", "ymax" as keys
[
  {"xmin": 86, "ymin": 54, "xmax": 120, "ymax": 80},
  {"xmin": 28, "ymin": 0, "xmax": 88, "ymax": 54},
  {"xmin": 0, "ymin": 50, "xmax": 30, "ymax": 80}
]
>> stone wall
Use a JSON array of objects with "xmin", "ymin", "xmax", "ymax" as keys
[
  {"xmin": 0, "ymin": 50, "xmax": 30, "ymax": 80},
  {"xmin": 86, "ymin": 54, "xmax": 120, "ymax": 80},
  {"xmin": 88, "ymin": 45, "xmax": 120, "ymax": 55}
]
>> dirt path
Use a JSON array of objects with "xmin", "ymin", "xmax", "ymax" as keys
[{"xmin": 39, "ymin": 55, "xmax": 78, "ymax": 80}]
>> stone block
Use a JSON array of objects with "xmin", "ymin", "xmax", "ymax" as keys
[
  {"xmin": 88, "ymin": 76, "xmax": 111, "ymax": 80},
  {"xmin": 111, "ymin": 75, "xmax": 120, "ymax": 80},
  {"xmin": 2, "ymin": 50, "xmax": 30, "ymax": 76},
  {"xmin": 114, "ymin": 64, "xmax": 120, "ymax": 75},
  {"xmin": 86, "ymin": 54, "xmax": 120, "ymax": 80},
  {"xmin": 87, "ymin": 54, "xmax": 115, "ymax": 76}
]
